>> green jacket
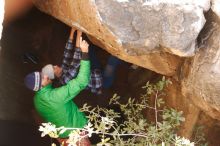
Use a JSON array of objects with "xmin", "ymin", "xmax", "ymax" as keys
[{"xmin": 34, "ymin": 60, "xmax": 90, "ymax": 138}]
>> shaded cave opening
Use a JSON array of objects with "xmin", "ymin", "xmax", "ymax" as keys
[{"xmin": 0, "ymin": 7, "xmax": 161, "ymax": 145}]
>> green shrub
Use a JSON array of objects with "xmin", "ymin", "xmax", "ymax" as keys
[{"xmin": 39, "ymin": 77, "xmax": 198, "ymax": 146}]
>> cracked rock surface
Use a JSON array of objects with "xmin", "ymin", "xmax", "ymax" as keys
[
  {"xmin": 95, "ymin": 0, "xmax": 206, "ymax": 57},
  {"xmin": 182, "ymin": 12, "xmax": 220, "ymax": 120}
]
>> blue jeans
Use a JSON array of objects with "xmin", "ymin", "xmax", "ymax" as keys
[{"xmin": 103, "ymin": 56, "xmax": 122, "ymax": 88}]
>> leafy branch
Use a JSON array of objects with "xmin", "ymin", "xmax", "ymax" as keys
[{"xmin": 38, "ymin": 77, "xmax": 204, "ymax": 146}]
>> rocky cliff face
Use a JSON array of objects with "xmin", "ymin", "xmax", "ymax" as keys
[
  {"xmin": 212, "ymin": 0, "xmax": 220, "ymax": 17},
  {"xmin": 33, "ymin": 0, "xmax": 220, "ymax": 126},
  {"xmin": 182, "ymin": 11, "xmax": 220, "ymax": 120},
  {"xmin": 32, "ymin": 0, "xmax": 220, "ymax": 122},
  {"xmin": 95, "ymin": 0, "xmax": 207, "ymax": 57}
]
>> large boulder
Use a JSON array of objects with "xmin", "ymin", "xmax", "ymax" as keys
[
  {"xmin": 32, "ymin": 0, "xmax": 210, "ymax": 75},
  {"xmin": 212, "ymin": 0, "xmax": 220, "ymax": 18},
  {"xmin": 182, "ymin": 11, "xmax": 220, "ymax": 120},
  {"xmin": 95, "ymin": 0, "xmax": 207, "ymax": 57},
  {"xmin": 33, "ymin": 0, "xmax": 220, "ymax": 121}
]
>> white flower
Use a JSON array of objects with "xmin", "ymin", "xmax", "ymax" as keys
[
  {"xmin": 84, "ymin": 122, "xmax": 93, "ymax": 129},
  {"xmin": 101, "ymin": 116, "xmax": 116, "ymax": 130},
  {"xmin": 84, "ymin": 122, "xmax": 94, "ymax": 137},
  {"xmin": 57, "ymin": 126, "xmax": 66, "ymax": 134},
  {"xmin": 101, "ymin": 117, "xmax": 115, "ymax": 125},
  {"xmin": 67, "ymin": 130, "xmax": 81, "ymax": 146},
  {"xmin": 51, "ymin": 143, "xmax": 56, "ymax": 146},
  {"xmin": 175, "ymin": 136, "xmax": 194, "ymax": 146},
  {"xmin": 38, "ymin": 123, "xmax": 59, "ymax": 138},
  {"xmin": 181, "ymin": 137, "xmax": 194, "ymax": 146}
]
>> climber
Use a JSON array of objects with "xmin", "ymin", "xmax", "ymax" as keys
[
  {"xmin": 24, "ymin": 38, "xmax": 91, "ymax": 146},
  {"xmin": 42, "ymin": 27, "xmax": 102, "ymax": 95}
]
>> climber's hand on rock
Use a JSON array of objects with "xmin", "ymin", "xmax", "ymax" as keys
[{"xmin": 80, "ymin": 37, "xmax": 89, "ymax": 53}]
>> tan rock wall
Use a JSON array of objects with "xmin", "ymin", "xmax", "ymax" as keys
[
  {"xmin": 33, "ymin": 0, "xmax": 182, "ymax": 76},
  {"xmin": 182, "ymin": 11, "xmax": 220, "ymax": 120}
]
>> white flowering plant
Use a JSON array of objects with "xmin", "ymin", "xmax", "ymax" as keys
[{"xmin": 39, "ymin": 77, "xmax": 207, "ymax": 146}]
